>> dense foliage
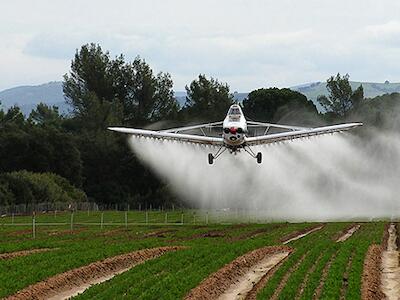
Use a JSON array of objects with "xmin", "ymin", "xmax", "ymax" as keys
[
  {"xmin": 242, "ymin": 88, "xmax": 319, "ymax": 126},
  {"xmin": 0, "ymin": 170, "xmax": 87, "ymax": 206}
]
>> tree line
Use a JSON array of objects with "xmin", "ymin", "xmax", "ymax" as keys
[{"xmin": 0, "ymin": 43, "xmax": 397, "ymax": 208}]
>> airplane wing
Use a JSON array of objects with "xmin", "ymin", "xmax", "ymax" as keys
[
  {"xmin": 161, "ymin": 121, "xmax": 223, "ymax": 133},
  {"xmin": 246, "ymin": 121, "xmax": 310, "ymax": 131},
  {"xmin": 244, "ymin": 122, "xmax": 362, "ymax": 146},
  {"xmin": 108, "ymin": 127, "xmax": 224, "ymax": 146}
]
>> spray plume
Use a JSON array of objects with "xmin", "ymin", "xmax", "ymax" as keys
[{"xmin": 128, "ymin": 129, "xmax": 400, "ymax": 221}]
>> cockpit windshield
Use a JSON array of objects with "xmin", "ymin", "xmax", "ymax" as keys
[{"xmin": 228, "ymin": 106, "xmax": 241, "ymax": 115}]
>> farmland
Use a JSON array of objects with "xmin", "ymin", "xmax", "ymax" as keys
[{"xmin": 0, "ymin": 212, "xmax": 390, "ymax": 299}]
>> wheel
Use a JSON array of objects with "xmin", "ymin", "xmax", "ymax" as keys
[
  {"xmin": 256, "ymin": 152, "xmax": 262, "ymax": 164},
  {"xmin": 208, "ymin": 153, "xmax": 214, "ymax": 165}
]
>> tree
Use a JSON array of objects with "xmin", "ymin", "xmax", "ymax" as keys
[
  {"xmin": 242, "ymin": 88, "xmax": 319, "ymax": 125},
  {"xmin": 183, "ymin": 74, "xmax": 234, "ymax": 121},
  {"xmin": 350, "ymin": 85, "xmax": 364, "ymax": 110},
  {"xmin": 121, "ymin": 57, "xmax": 178, "ymax": 126},
  {"xmin": 317, "ymin": 73, "xmax": 364, "ymax": 117},
  {"xmin": 28, "ymin": 103, "xmax": 63, "ymax": 128},
  {"xmin": 63, "ymin": 43, "xmax": 178, "ymax": 130}
]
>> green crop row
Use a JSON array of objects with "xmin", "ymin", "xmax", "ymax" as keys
[
  {"xmin": 257, "ymin": 223, "xmax": 347, "ymax": 299},
  {"xmin": 0, "ymin": 222, "xmax": 384, "ymax": 299},
  {"xmin": 73, "ymin": 223, "xmax": 310, "ymax": 299},
  {"xmin": 317, "ymin": 222, "xmax": 384, "ymax": 300},
  {"xmin": 0, "ymin": 222, "xmax": 308, "ymax": 298}
]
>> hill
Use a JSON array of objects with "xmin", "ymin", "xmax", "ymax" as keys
[
  {"xmin": 2, "ymin": 80, "xmax": 400, "ymax": 114},
  {"xmin": 291, "ymin": 81, "xmax": 400, "ymax": 110},
  {"xmin": 0, "ymin": 82, "xmax": 69, "ymax": 115}
]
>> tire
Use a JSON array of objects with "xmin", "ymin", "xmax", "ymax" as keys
[
  {"xmin": 208, "ymin": 153, "xmax": 214, "ymax": 165},
  {"xmin": 256, "ymin": 152, "xmax": 262, "ymax": 164}
]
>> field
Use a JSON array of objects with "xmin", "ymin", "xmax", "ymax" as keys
[{"xmin": 0, "ymin": 211, "xmax": 391, "ymax": 299}]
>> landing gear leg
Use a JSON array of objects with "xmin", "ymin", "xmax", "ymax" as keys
[
  {"xmin": 244, "ymin": 146, "xmax": 262, "ymax": 164},
  {"xmin": 208, "ymin": 146, "xmax": 226, "ymax": 165}
]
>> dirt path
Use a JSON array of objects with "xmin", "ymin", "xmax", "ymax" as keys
[
  {"xmin": 282, "ymin": 225, "xmax": 324, "ymax": 244},
  {"xmin": 361, "ymin": 244, "xmax": 384, "ymax": 300},
  {"xmin": 336, "ymin": 225, "xmax": 360, "ymax": 242},
  {"xmin": 381, "ymin": 223, "xmax": 400, "ymax": 300},
  {"xmin": 184, "ymin": 246, "xmax": 291, "ymax": 300},
  {"xmin": 0, "ymin": 248, "xmax": 54, "ymax": 260},
  {"xmin": 6, "ymin": 246, "xmax": 184, "ymax": 300},
  {"xmin": 217, "ymin": 252, "xmax": 290, "ymax": 300}
]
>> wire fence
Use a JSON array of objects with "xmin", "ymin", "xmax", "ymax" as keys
[{"xmin": 0, "ymin": 202, "xmax": 268, "ymax": 238}]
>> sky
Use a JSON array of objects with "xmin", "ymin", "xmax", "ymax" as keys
[{"xmin": 1, "ymin": 0, "xmax": 400, "ymax": 92}]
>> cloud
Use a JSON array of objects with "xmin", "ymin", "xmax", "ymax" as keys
[
  {"xmin": 2, "ymin": 0, "xmax": 400, "ymax": 91},
  {"xmin": 364, "ymin": 21, "xmax": 400, "ymax": 47}
]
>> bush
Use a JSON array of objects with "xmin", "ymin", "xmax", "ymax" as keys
[{"xmin": 0, "ymin": 170, "xmax": 87, "ymax": 206}]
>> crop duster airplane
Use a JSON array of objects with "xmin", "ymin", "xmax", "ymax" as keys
[{"xmin": 109, "ymin": 104, "xmax": 362, "ymax": 164}]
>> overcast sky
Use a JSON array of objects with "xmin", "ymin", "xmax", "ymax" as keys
[{"xmin": 1, "ymin": 0, "xmax": 400, "ymax": 91}]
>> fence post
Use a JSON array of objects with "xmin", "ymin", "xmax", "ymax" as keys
[
  {"xmin": 165, "ymin": 212, "xmax": 168, "ymax": 224},
  {"xmin": 125, "ymin": 211, "xmax": 128, "ymax": 229},
  {"xmin": 193, "ymin": 213, "xmax": 196, "ymax": 225},
  {"xmin": 145, "ymin": 211, "xmax": 148, "ymax": 224},
  {"xmin": 70, "ymin": 211, "xmax": 74, "ymax": 232},
  {"xmin": 181, "ymin": 213, "xmax": 184, "ymax": 225},
  {"xmin": 206, "ymin": 211, "xmax": 209, "ymax": 225},
  {"xmin": 32, "ymin": 214, "xmax": 36, "ymax": 239},
  {"xmin": 12, "ymin": 213, "xmax": 14, "ymax": 225},
  {"xmin": 101, "ymin": 212, "xmax": 104, "ymax": 229}
]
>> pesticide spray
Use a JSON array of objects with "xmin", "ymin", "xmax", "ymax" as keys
[{"xmin": 128, "ymin": 128, "xmax": 400, "ymax": 221}]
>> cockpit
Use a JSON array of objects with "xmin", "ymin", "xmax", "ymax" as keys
[{"xmin": 228, "ymin": 106, "xmax": 241, "ymax": 116}]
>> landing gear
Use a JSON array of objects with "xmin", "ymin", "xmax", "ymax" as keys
[
  {"xmin": 244, "ymin": 146, "xmax": 263, "ymax": 164},
  {"xmin": 256, "ymin": 152, "xmax": 262, "ymax": 164},
  {"xmin": 208, "ymin": 146, "xmax": 227, "ymax": 165}
]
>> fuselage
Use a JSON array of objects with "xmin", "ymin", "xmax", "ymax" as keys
[{"xmin": 222, "ymin": 104, "xmax": 247, "ymax": 148}]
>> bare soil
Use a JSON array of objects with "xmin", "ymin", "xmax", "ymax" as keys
[
  {"xmin": 5, "ymin": 246, "xmax": 184, "ymax": 300},
  {"xmin": 7, "ymin": 229, "xmax": 33, "ymax": 237},
  {"xmin": 218, "ymin": 252, "xmax": 290, "ymax": 300},
  {"xmin": 184, "ymin": 245, "xmax": 291, "ymax": 300},
  {"xmin": 244, "ymin": 250, "xmax": 290, "ymax": 300},
  {"xmin": 47, "ymin": 228, "xmax": 86, "ymax": 236},
  {"xmin": 281, "ymin": 224, "xmax": 324, "ymax": 244},
  {"xmin": 0, "ymin": 248, "xmax": 55, "ymax": 260},
  {"xmin": 228, "ymin": 223, "xmax": 288, "ymax": 242},
  {"xmin": 381, "ymin": 223, "xmax": 400, "ymax": 300},
  {"xmin": 335, "ymin": 224, "xmax": 361, "ymax": 242},
  {"xmin": 143, "ymin": 229, "xmax": 177, "ymax": 238},
  {"xmin": 361, "ymin": 244, "xmax": 384, "ymax": 300}
]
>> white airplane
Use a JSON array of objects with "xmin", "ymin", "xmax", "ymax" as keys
[{"xmin": 108, "ymin": 104, "xmax": 362, "ymax": 164}]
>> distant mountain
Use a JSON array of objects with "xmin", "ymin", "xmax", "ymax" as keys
[
  {"xmin": 176, "ymin": 92, "xmax": 248, "ymax": 108},
  {"xmin": 2, "ymin": 80, "xmax": 400, "ymax": 115},
  {"xmin": 0, "ymin": 82, "xmax": 70, "ymax": 115},
  {"xmin": 291, "ymin": 81, "xmax": 400, "ymax": 111}
]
